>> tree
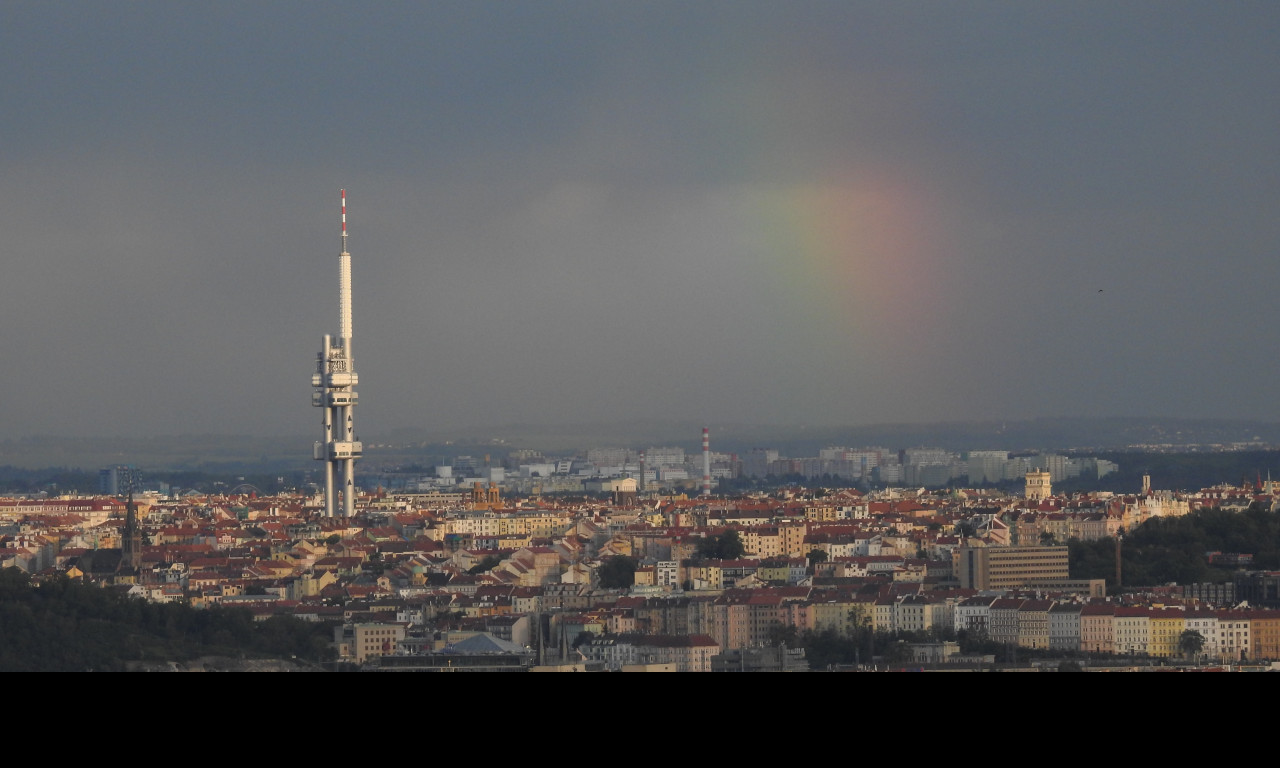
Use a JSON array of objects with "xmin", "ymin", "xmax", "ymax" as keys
[
  {"xmin": 695, "ymin": 530, "xmax": 745, "ymax": 560},
  {"xmin": 0, "ymin": 569, "xmax": 335, "ymax": 669},
  {"xmin": 883, "ymin": 640, "xmax": 914, "ymax": 666},
  {"xmin": 597, "ymin": 556, "xmax": 637, "ymax": 589},
  {"xmin": 1178, "ymin": 629, "xmax": 1205, "ymax": 661},
  {"xmin": 1057, "ymin": 660, "xmax": 1083, "ymax": 672},
  {"xmin": 467, "ymin": 555, "xmax": 502, "ymax": 575},
  {"xmin": 720, "ymin": 529, "xmax": 745, "ymax": 559},
  {"xmin": 806, "ymin": 549, "xmax": 828, "ymax": 568},
  {"xmin": 765, "ymin": 622, "xmax": 799, "ymax": 648},
  {"xmin": 796, "ymin": 627, "xmax": 858, "ymax": 669}
]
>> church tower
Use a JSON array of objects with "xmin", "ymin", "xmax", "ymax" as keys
[
  {"xmin": 120, "ymin": 490, "xmax": 142, "ymax": 573},
  {"xmin": 1025, "ymin": 469, "xmax": 1052, "ymax": 502}
]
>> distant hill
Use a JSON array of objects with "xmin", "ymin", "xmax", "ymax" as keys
[{"xmin": 0, "ymin": 434, "xmax": 313, "ymax": 472}]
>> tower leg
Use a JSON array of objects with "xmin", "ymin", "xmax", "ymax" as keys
[
  {"xmin": 326, "ymin": 403, "xmax": 339, "ymax": 517},
  {"xmin": 324, "ymin": 459, "xmax": 336, "ymax": 518},
  {"xmin": 343, "ymin": 459, "xmax": 355, "ymax": 517}
]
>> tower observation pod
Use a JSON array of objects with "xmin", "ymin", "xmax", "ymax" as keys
[{"xmin": 312, "ymin": 190, "xmax": 363, "ymax": 517}]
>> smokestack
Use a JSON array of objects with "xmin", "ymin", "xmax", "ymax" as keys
[
  {"xmin": 639, "ymin": 451, "xmax": 646, "ymax": 494},
  {"xmin": 702, "ymin": 427, "xmax": 711, "ymax": 497},
  {"xmin": 1115, "ymin": 534, "xmax": 1123, "ymax": 588}
]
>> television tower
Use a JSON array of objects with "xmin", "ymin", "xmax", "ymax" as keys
[{"xmin": 312, "ymin": 190, "xmax": 362, "ymax": 517}]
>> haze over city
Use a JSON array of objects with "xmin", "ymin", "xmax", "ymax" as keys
[{"xmin": 5, "ymin": 3, "xmax": 1279, "ymax": 440}]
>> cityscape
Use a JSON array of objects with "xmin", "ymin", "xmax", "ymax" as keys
[
  {"xmin": 4, "ymin": 6, "xmax": 1280, "ymax": 671},
  {"xmin": 7, "ymin": 417, "xmax": 1280, "ymax": 670}
]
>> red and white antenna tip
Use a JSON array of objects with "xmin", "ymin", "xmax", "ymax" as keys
[{"xmin": 340, "ymin": 190, "xmax": 347, "ymax": 236}]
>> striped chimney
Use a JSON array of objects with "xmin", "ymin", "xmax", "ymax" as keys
[{"xmin": 702, "ymin": 427, "xmax": 711, "ymax": 497}]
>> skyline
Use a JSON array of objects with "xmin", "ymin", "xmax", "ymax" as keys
[{"xmin": 5, "ymin": 4, "xmax": 1280, "ymax": 439}]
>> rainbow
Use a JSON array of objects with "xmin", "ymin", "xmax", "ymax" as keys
[{"xmin": 747, "ymin": 168, "xmax": 944, "ymax": 355}]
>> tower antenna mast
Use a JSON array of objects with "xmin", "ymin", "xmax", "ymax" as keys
[{"xmin": 312, "ymin": 190, "xmax": 362, "ymax": 516}]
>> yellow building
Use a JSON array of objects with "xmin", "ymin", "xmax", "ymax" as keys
[
  {"xmin": 779, "ymin": 521, "xmax": 809, "ymax": 558},
  {"xmin": 1025, "ymin": 470, "xmax": 1052, "ymax": 501},
  {"xmin": 350, "ymin": 623, "xmax": 407, "ymax": 664},
  {"xmin": 1148, "ymin": 608, "xmax": 1185, "ymax": 658},
  {"xmin": 1249, "ymin": 611, "xmax": 1280, "ymax": 660}
]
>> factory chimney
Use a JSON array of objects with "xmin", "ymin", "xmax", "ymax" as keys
[{"xmin": 702, "ymin": 427, "xmax": 711, "ymax": 497}]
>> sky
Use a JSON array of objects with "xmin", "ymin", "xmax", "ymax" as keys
[{"xmin": 3, "ymin": 2, "xmax": 1279, "ymax": 440}]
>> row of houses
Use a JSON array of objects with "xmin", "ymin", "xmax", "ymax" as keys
[
  {"xmin": 956, "ymin": 597, "xmax": 1275, "ymax": 660},
  {"xmin": 322, "ymin": 578, "xmax": 1280, "ymax": 667}
]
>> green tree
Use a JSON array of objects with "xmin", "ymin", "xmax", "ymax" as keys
[
  {"xmin": 796, "ymin": 627, "xmax": 858, "ymax": 669},
  {"xmin": 765, "ymin": 622, "xmax": 799, "ymax": 647},
  {"xmin": 696, "ymin": 530, "xmax": 745, "ymax": 560},
  {"xmin": 597, "ymin": 556, "xmax": 637, "ymax": 589},
  {"xmin": 1178, "ymin": 629, "xmax": 1206, "ymax": 661},
  {"xmin": 883, "ymin": 640, "xmax": 914, "ymax": 666},
  {"xmin": 467, "ymin": 555, "xmax": 503, "ymax": 575},
  {"xmin": 721, "ymin": 529, "xmax": 745, "ymax": 559},
  {"xmin": 0, "ymin": 569, "xmax": 334, "ymax": 670}
]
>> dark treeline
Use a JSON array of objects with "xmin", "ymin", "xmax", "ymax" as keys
[
  {"xmin": 0, "ymin": 569, "xmax": 335, "ymax": 671},
  {"xmin": 1065, "ymin": 450, "xmax": 1280, "ymax": 495},
  {"xmin": 1069, "ymin": 504, "xmax": 1280, "ymax": 587},
  {"xmin": 0, "ymin": 466, "xmax": 99, "ymax": 495}
]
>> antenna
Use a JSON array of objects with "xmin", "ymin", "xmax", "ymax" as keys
[
  {"xmin": 338, "ymin": 189, "xmax": 353, "ymax": 347},
  {"xmin": 312, "ymin": 189, "xmax": 362, "ymax": 517}
]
